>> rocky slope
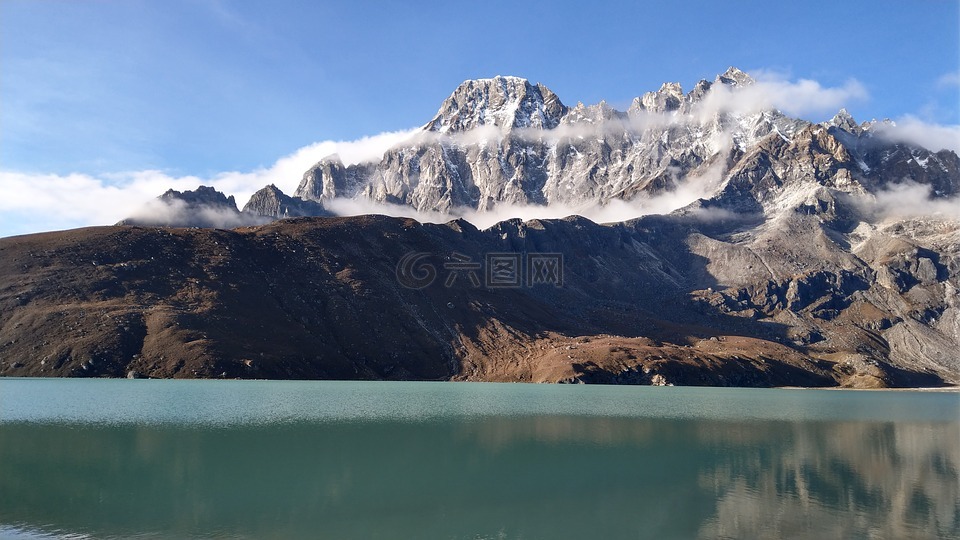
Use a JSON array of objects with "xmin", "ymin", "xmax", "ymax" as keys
[{"xmin": 1, "ymin": 210, "xmax": 957, "ymax": 387}]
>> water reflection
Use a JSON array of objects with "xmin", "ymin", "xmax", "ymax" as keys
[
  {"xmin": 1, "ymin": 415, "xmax": 957, "ymax": 539},
  {"xmin": 697, "ymin": 421, "xmax": 960, "ymax": 539}
]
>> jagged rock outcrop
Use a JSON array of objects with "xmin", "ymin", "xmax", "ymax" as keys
[
  {"xmin": 294, "ymin": 156, "xmax": 374, "ymax": 203},
  {"xmin": 243, "ymin": 184, "xmax": 330, "ymax": 219},
  {"xmin": 423, "ymin": 75, "xmax": 567, "ymax": 133},
  {"xmin": 119, "ymin": 186, "xmax": 269, "ymax": 228}
]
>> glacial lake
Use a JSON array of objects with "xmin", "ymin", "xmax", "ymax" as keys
[{"xmin": 0, "ymin": 380, "xmax": 957, "ymax": 540}]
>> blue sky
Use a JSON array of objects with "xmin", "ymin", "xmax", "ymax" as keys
[{"xmin": 1, "ymin": 0, "xmax": 958, "ymax": 236}]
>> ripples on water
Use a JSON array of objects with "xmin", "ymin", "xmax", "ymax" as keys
[{"xmin": 1, "ymin": 380, "xmax": 957, "ymax": 539}]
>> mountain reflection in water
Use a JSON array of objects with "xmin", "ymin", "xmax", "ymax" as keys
[{"xmin": 0, "ymin": 381, "xmax": 956, "ymax": 539}]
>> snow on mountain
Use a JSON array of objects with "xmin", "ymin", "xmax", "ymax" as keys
[
  {"xmin": 277, "ymin": 66, "xmax": 959, "ymax": 223},
  {"xmin": 120, "ymin": 67, "xmax": 960, "ymax": 233},
  {"xmin": 424, "ymin": 75, "xmax": 566, "ymax": 133}
]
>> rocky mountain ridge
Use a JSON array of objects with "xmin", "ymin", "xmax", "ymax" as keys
[
  {"xmin": 285, "ymin": 67, "xmax": 957, "ymax": 221},
  {"xmin": 124, "ymin": 67, "xmax": 958, "ymax": 232}
]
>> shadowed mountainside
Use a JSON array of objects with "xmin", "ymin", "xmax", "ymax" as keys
[{"xmin": 1, "ymin": 213, "xmax": 957, "ymax": 387}]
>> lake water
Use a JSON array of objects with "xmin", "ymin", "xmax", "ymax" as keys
[{"xmin": 0, "ymin": 380, "xmax": 957, "ymax": 539}]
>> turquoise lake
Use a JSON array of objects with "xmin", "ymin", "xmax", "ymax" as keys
[{"xmin": 0, "ymin": 380, "xmax": 957, "ymax": 539}]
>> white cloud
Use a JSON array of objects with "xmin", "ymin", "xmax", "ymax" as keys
[
  {"xmin": 198, "ymin": 126, "xmax": 420, "ymax": 203},
  {"xmin": 123, "ymin": 197, "xmax": 271, "ymax": 229},
  {"xmin": 324, "ymin": 197, "xmax": 639, "ymax": 229},
  {"xmin": 936, "ymin": 71, "xmax": 960, "ymax": 89},
  {"xmin": 0, "ymin": 128, "xmax": 419, "ymax": 237},
  {"xmin": 857, "ymin": 181, "xmax": 960, "ymax": 221},
  {"xmin": 621, "ymin": 160, "xmax": 728, "ymax": 217},
  {"xmin": 321, "ymin": 159, "xmax": 730, "ymax": 229},
  {"xmin": 696, "ymin": 74, "xmax": 868, "ymax": 120},
  {"xmin": 323, "ymin": 197, "xmax": 452, "ymax": 224},
  {"xmin": 873, "ymin": 116, "xmax": 960, "ymax": 154}
]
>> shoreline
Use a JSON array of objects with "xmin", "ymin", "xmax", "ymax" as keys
[
  {"xmin": 777, "ymin": 385, "xmax": 960, "ymax": 392},
  {"xmin": 3, "ymin": 375, "xmax": 960, "ymax": 392}
]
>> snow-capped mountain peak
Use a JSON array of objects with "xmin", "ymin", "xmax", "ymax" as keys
[
  {"xmin": 716, "ymin": 66, "xmax": 754, "ymax": 87},
  {"xmin": 424, "ymin": 75, "xmax": 566, "ymax": 133},
  {"xmin": 826, "ymin": 108, "xmax": 861, "ymax": 134}
]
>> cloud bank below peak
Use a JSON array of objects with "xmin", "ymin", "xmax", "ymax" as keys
[
  {"xmin": 698, "ymin": 71, "xmax": 868, "ymax": 119},
  {"xmin": 872, "ymin": 116, "xmax": 960, "ymax": 154},
  {"xmin": 0, "ymin": 70, "xmax": 957, "ymax": 238},
  {"xmin": 0, "ymin": 128, "xmax": 419, "ymax": 238}
]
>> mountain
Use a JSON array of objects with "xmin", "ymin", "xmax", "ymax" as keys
[
  {"xmin": 10, "ymin": 67, "xmax": 960, "ymax": 386},
  {"xmin": 0, "ymin": 210, "xmax": 957, "ymax": 387},
  {"xmin": 281, "ymin": 67, "xmax": 957, "ymax": 218},
  {"xmin": 121, "ymin": 67, "xmax": 958, "ymax": 230}
]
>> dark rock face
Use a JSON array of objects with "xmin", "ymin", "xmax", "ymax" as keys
[
  {"xmin": 1, "ymin": 213, "xmax": 956, "ymax": 387},
  {"xmin": 158, "ymin": 186, "xmax": 236, "ymax": 208}
]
